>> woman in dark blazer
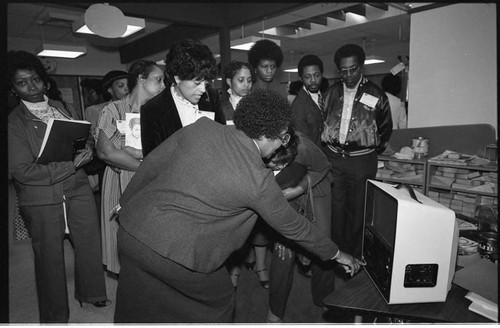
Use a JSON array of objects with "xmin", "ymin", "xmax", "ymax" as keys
[{"xmin": 140, "ymin": 39, "xmax": 225, "ymax": 157}]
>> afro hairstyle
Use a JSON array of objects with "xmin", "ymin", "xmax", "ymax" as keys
[
  {"xmin": 247, "ymin": 39, "xmax": 284, "ymax": 69},
  {"xmin": 234, "ymin": 88, "xmax": 291, "ymax": 140}
]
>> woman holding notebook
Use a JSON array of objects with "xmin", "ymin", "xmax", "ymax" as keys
[{"xmin": 7, "ymin": 50, "xmax": 109, "ymax": 323}]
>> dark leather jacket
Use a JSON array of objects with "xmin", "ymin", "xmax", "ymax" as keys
[{"xmin": 321, "ymin": 77, "xmax": 393, "ymax": 153}]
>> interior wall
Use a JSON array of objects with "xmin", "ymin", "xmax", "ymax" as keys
[{"xmin": 408, "ymin": 3, "xmax": 497, "ymax": 135}]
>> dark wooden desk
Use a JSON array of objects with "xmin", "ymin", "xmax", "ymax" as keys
[{"xmin": 323, "ymin": 269, "xmax": 492, "ymax": 323}]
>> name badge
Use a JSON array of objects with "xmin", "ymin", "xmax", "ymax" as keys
[
  {"xmin": 359, "ymin": 93, "xmax": 379, "ymax": 108},
  {"xmin": 226, "ymin": 120, "xmax": 234, "ymax": 126},
  {"xmin": 198, "ymin": 110, "xmax": 215, "ymax": 120}
]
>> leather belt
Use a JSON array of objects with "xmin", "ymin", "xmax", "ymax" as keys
[{"xmin": 327, "ymin": 145, "xmax": 375, "ymax": 158}]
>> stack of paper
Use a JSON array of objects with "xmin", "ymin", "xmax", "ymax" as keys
[
  {"xmin": 453, "ymin": 258, "xmax": 498, "ymax": 322},
  {"xmin": 466, "ymin": 292, "xmax": 498, "ymax": 322}
]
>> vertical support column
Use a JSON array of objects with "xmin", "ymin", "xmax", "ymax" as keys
[{"xmin": 219, "ymin": 27, "xmax": 231, "ymax": 93}]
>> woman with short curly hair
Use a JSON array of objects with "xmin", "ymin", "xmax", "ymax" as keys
[{"xmin": 141, "ymin": 39, "xmax": 226, "ymax": 157}]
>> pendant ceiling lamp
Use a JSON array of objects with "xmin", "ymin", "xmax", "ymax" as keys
[{"xmin": 72, "ymin": 3, "xmax": 145, "ymax": 38}]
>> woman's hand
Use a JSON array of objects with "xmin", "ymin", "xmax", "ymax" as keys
[
  {"xmin": 274, "ymin": 242, "xmax": 293, "ymax": 260},
  {"xmin": 282, "ymin": 186, "xmax": 305, "ymax": 201},
  {"xmin": 123, "ymin": 146, "xmax": 143, "ymax": 160},
  {"xmin": 333, "ymin": 251, "xmax": 367, "ymax": 277},
  {"xmin": 73, "ymin": 148, "xmax": 93, "ymax": 169}
]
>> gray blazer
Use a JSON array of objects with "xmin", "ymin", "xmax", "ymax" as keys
[{"xmin": 118, "ymin": 118, "xmax": 338, "ymax": 273}]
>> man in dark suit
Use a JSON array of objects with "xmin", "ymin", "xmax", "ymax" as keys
[
  {"xmin": 114, "ymin": 89, "xmax": 365, "ymax": 323},
  {"xmin": 290, "ymin": 54, "xmax": 327, "ymax": 147},
  {"xmin": 140, "ymin": 39, "xmax": 226, "ymax": 158}
]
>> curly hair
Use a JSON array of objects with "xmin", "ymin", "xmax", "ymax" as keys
[
  {"xmin": 234, "ymin": 88, "xmax": 290, "ymax": 140},
  {"xmin": 7, "ymin": 50, "xmax": 50, "ymax": 87},
  {"xmin": 247, "ymin": 39, "xmax": 284, "ymax": 69},
  {"xmin": 297, "ymin": 54, "xmax": 324, "ymax": 78},
  {"xmin": 223, "ymin": 60, "xmax": 254, "ymax": 80},
  {"xmin": 333, "ymin": 44, "xmax": 366, "ymax": 69},
  {"xmin": 128, "ymin": 59, "xmax": 161, "ymax": 91},
  {"xmin": 164, "ymin": 39, "xmax": 217, "ymax": 86}
]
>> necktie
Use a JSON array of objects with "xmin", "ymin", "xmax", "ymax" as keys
[{"xmin": 318, "ymin": 93, "xmax": 327, "ymax": 121}]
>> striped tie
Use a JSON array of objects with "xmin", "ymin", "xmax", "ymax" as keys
[{"xmin": 318, "ymin": 93, "xmax": 327, "ymax": 121}]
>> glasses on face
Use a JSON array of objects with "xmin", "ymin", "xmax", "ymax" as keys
[
  {"xmin": 277, "ymin": 132, "xmax": 291, "ymax": 146},
  {"xmin": 339, "ymin": 66, "xmax": 361, "ymax": 76},
  {"xmin": 270, "ymin": 163, "xmax": 286, "ymax": 171}
]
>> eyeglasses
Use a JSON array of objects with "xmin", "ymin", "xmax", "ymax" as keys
[
  {"xmin": 339, "ymin": 66, "xmax": 361, "ymax": 76},
  {"xmin": 277, "ymin": 132, "xmax": 290, "ymax": 146}
]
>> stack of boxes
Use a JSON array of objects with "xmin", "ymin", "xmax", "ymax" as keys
[
  {"xmin": 428, "ymin": 167, "xmax": 498, "ymax": 219},
  {"xmin": 376, "ymin": 161, "xmax": 425, "ymax": 193}
]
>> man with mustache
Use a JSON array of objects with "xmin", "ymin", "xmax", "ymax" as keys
[{"xmin": 321, "ymin": 44, "xmax": 393, "ymax": 265}]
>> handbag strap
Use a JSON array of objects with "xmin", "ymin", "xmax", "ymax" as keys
[{"xmin": 299, "ymin": 174, "xmax": 316, "ymax": 223}]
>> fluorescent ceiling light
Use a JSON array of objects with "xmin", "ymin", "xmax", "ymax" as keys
[
  {"xmin": 231, "ymin": 36, "xmax": 280, "ymax": 51},
  {"xmin": 364, "ymin": 56, "xmax": 385, "ymax": 65},
  {"xmin": 121, "ymin": 16, "xmax": 146, "ymax": 37},
  {"xmin": 73, "ymin": 15, "xmax": 145, "ymax": 38},
  {"xmin": 35, "ymin": 43, "xmax": 87, "ymax": 59},
  {"xmin": 284, "ymin": 68, "xmax": 298, "ymax": 73}
]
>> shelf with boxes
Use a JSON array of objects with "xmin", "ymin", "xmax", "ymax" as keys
[
  {"xmin": 425, "ymin": 162, "xmax": 498, "ymax": 219},
  {"xmin": 376, "ymin": 155, "xmax": 427, "ymax": 194}
]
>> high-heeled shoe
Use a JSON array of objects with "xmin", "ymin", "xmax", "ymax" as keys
[
  {"xmin": 244, "ymin": 261, "xmax": 256, "ymax": 271},
  {"xmin": 79, "ymin": 299, "xmax": 112, "ymax": 307},
  {"xmin": 255, "ymin": 269, "xmax": 269, "ymax": 289}
]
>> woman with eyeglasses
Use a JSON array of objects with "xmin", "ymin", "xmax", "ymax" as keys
[{"xmin": 321, "ymin": 43, "xmax": 393, "ymax": 261}]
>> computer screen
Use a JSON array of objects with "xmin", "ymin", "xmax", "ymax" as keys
[{"xmin": 367, "ymin": 183, "xmax": 398, "ymax": 249}]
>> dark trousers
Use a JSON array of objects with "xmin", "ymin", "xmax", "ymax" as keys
[
  {"xmin": 308, "ymin": 188, "xmax": 336, "ymax": 306},
  {"xmin": 114, "ymin": 228, "xmax": 235, "ymax": 323},
  {"xmin": 21, "ymin": 192, "xmax": 107, "ymax": 323},
  {"xmin": 269, "ymin": 178, "xmax": 336, "ymax": 318},
  {"xmin": 269, "ymin": 243, "xmax": 337, "ymax": 318},
  {"xmin": 325, "ymin": 150, "xmax": 378, "ymax": 258}
]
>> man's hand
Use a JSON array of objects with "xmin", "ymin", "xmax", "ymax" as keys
[{"xmin": 334, "ymin": 251, "xmax": 367, "ymax": 277}]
